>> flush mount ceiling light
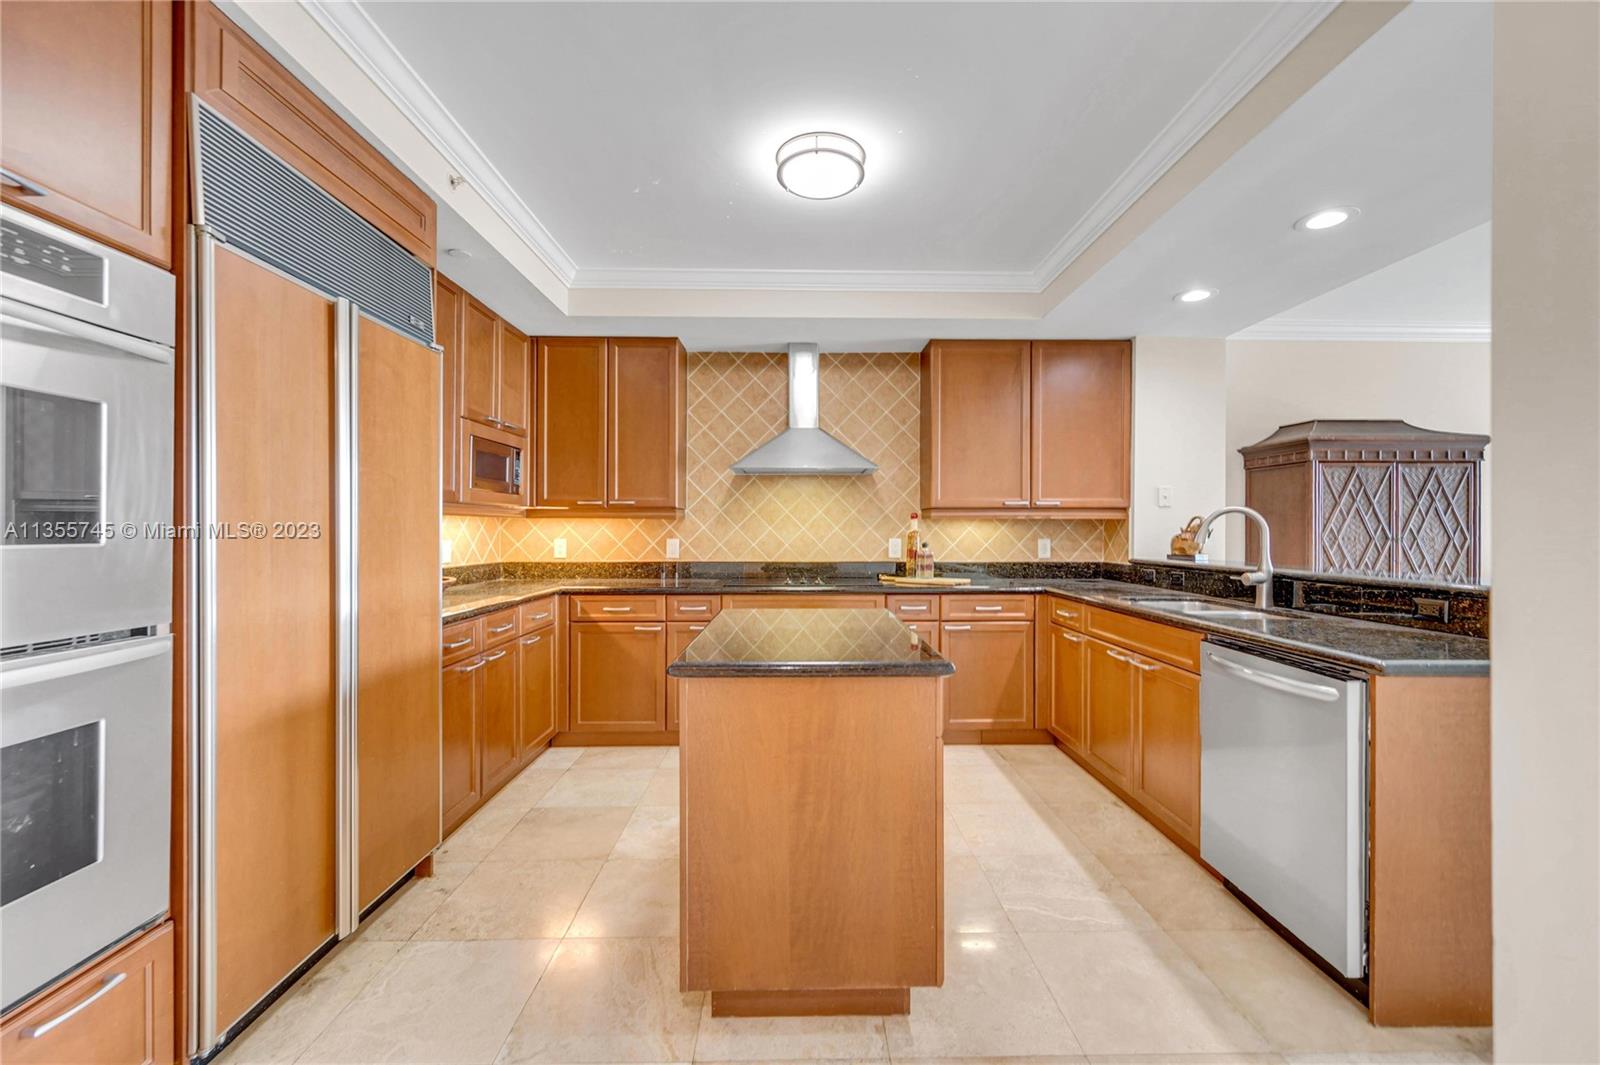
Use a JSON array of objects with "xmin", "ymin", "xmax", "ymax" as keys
[
  {"xmin": 776, "ymin": 132, "xmax": 865, "ymax": 200},
  {"xmin": 1175, "ymin": 288, "xmax": 1216, "ymax": 303},
  {"xmin": 1295, "ymin": 206, "xmax": 1359, "ymax": 231}
]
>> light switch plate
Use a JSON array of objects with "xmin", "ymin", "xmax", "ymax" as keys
[
  {"xmin": 665, "ymin": 537, "xmax": 681, "ymax": 559},
  {"xmin": 1037, "ymin": 537, "xmax": 1051, "ymax": 559},
  {"xmin": 553, "ymin": 537, "xmax": 568, "ymax": 559},
  {"xmin": 1157, "ymin": 485, "xmax": 1174, "ymax": 508},
  {"xmin": 888, "ymin": 536, "xmax": 903, "ymax": 560}
]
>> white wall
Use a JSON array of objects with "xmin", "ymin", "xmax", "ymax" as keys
[
  {"xmin": 1130, "ymin": 337, "xmax": 1229, "ymax": 561},
  {"xmin": 1224, "ymin": 339, "xmax": 1492, "ymax": 579},
  {"xmin": 1491, "ymin": 3, "xmax": 1600, "ymax": 1060}
]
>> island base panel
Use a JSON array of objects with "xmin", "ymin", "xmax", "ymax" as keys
[{"xmin": 711, "ymin": 988, "xmax": 910, "ymax": 1017}]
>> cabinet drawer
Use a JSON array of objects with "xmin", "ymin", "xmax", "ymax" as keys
[
  {"xmin": 519, "ymin": 597, "xmax": 557, "ymax": 633},
  {"xmin": 1085, "ymin": 606, "xmax": 1202, "ymax": 673},
  {"xmin": 1, "ymin": 920, "xmax": 173, "ymax": 1065},
  {"xmin": 571, "ymin": 595, "xmax": 666, "ymax": 621},
  {"xmin": 481, "ymin": 608, "xmax": 520, "ymax": 646},
  {"xmin": 943, "ymin": 594, "xmax": 1034, "ymax": 620},
  {"xmin": 1044, "ymin": 597, "xmax": 1086, "ymax": 629},
  {"xmin": 441, "ymin": 618, "xmax": 481, "ymax": 663},
  {"xmin": 668, "ymin": 596, "xmax": 720, "ymax": 621},
  {"xmin": 887, "ymin": 594, "xmax": 940, "ymax": 620}
]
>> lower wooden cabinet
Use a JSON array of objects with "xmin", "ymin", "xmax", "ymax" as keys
[
  {"xmin": 570, "ymin": 622, "xmax": 666, "ymax": 731},
  {"xmin": 0, "ymin": 920, "xmax": 173, "ymax": 1065},
  {"xmin": 904, "ymin": 619, "xmax": 940, "ymax": 653},
  {"xmin": 479, "ymin": 644, "xmax": 520, "ymax": 793},
  {"xmin": 666, "ymin": 621, "xmax": 707, "ymax": 731},
  {"xmin": 941, "ymin": 620, "xmax": 1033, "ymax": 730},
  {"xmin": 1132, "ymin": 659, "xmax": 1201, "ymax": 844},
  {"xmin": 517, "ymin": 626, "xmax": 557, "ymax": 755},
  {"xmin": 1046, "ymin": 622, "xmax": 1087, "ymax": 750},
  {"xmin": 1084, "ymin": 637, "xmax": 1137, "ymax": 788},
  {"xmin": 441, "ymin": 655, "xmax": 483, "ymax": 834}
]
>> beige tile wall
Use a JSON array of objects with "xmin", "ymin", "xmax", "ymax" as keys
[{"xmin": 442, "ymin": 352, "xmax": 1128, "ymax": 566}]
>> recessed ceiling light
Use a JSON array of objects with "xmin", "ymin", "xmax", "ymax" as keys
[
  {"xmin": 1175, "ymin": 288, "xmax": 1215, "ymax": 303},
  {"xmin": 776, "ymin": 132, "xmax": 865, "ymax": 200},
  {"xmin": 1295, "ymin": 206, "xmax": 1359, "ymax": 231}
]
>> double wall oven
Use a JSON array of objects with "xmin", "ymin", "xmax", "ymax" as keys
[{"xmin": 0, "ymin": 206, "xmax": 174, "ymax": 1011}]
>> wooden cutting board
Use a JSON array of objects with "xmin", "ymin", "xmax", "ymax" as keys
[{"xmin": 877, "ymin": 574, "xmax": 973, "ymax": 587}]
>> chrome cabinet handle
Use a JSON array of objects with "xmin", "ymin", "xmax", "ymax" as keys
[
  {"xmin": 1105, "ymin": 647, "xmax": 1131, "ymax": 663},
  {"xmin": 1131, "ymin": 658, "xmax": 1159, "ymax": 672},
  {"xmin": 23, "ymin": 972, "xmax": 125, "ymax": 1038},
  {"xmin": 601, "ymin": 606, "xmax": 633, "ymax": 613},
  {"xmin": 458, "ymin": 660, "xmax": 486, "ymax": 673},
  {"xmin": 610, "ymin": 499, "xmax": 637, "ymax": 506},
  {"xmin": 1054, "ymin": 608, "xmax": 1078, "ymax": 620},
  {"xmin": 973, "ymin": 605, "xmax": 1004, "ymax": 613},
  {"xmin": 576, "ymin": 499, "xmax": 605, "ymax": 506},
  {"xmin": 1002, "ymin": 499, "xmax": 1029, "ymax": 507},
  {"xmin": 526, "ymin": 611, "xmax": 550, "ymax": 621},
  {"xmin": 944, "ymin": 623, "xmax": 973, "ymax": 631},
  {"xmin": 688, "ymin": 624, "xmax": 706, "ymax": 631},
  {"xmin": 499, "ymin": 420, "xmax": 525, "ymax": 432},
  {"xmin": 482, "ymin": 650, "xmax": 508, "ymax": 662},
  {"xmin": 487, "ymin": 622, "xmax": 515, "ymax": 634},
  {"xmin": 677, "ymin": 605, "xmax": 709, "ymax": 613},
  {"xmin": 897, "ymin": 604, "xmax": 929, "ymax": 613},
  {"xmin": 520, "ymin": 635, "xmax": 542, "ymax": 646},
  {"xmin": 633, "ymin": 624, "xmax": 663, "ymax": 632},
  {"xmin": 1035, "ymin": 499, "xmax": 1062, "ymax": 506},
  {"xmin": 442, "ymin": 636, "xmax": 473, "ymax": 650},
  {"xmin": 1059, "ymin": 631, "xmax": 1083, "ymax": 643},
  {"xmin": 1, "ymin": 168, "xmax": 49, "ymax": 197}
]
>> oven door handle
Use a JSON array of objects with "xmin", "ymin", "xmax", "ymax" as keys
[
  {"xmin": 1, "ymin": 299, "xmax": 174, "ymax": 364},
  {"xmin": 0, "ymin": 636, "xmax": 171, "ymax": 691}
]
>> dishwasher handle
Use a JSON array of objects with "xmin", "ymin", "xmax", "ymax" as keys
[{"xmin": 1204, "ymin": 650, "xmax": 1342, "ymax": 702}]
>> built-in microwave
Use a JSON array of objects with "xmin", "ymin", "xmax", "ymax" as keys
[{"xmin": 463, "ymin": 421, "xmax": 525, "ymax": 505}]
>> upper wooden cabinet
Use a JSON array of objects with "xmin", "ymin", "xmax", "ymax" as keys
[
  {"xmin": 538, "ymin": 337, "xmax": 687, "ymax": 513},
  {"xmin": 921, "ymin": 339, "xmax": 1131, "ymax": 516},
  {"xmin": 189, "ymin": 2, "xmax": 436, "ymax": 263},
  {"xmin": 435, "ymin": 275, "xmax": 465, "ymax": 503},
  {"xmin": 462, "ymin": 297, "xmax": 499, "ymax": 426},
  {"xmin": 0, "ymin": 0, "xmax": 174, "ymax": 267},
  {"xmin": 499, "ymin": 325, "xmax": 532, "ymax": 435}
]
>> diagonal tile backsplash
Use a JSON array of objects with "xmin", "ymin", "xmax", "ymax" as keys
[{"xmin": 442, "ymin": 352, "xmax": 1127, "ymax": 566}]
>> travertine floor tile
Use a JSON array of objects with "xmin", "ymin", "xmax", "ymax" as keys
[
  {"xmin": 217, "ymin": 940, "xmax": 401, "ymax": 1064},
  {"xmin": 980, "ymin": 853, "xmax": 1153, "ymax": 933},
  {"xmin": 301, "ymin": 939, "xmax": 556, "ymax": 1063},
  {"xmin": 1100, "ymin": 853, "xmax": 1263, "ymax": 932},
  {"xmin": 436, "ymin": 802, "xmax": 529, "ymax": 863},
  {"xmin": 942, "ymin": 745, "xmax": 1010, "ymax": 768},
  {"xmin": 528, "ymin": 746, "xmax": 586, "ymax": 770},
  {"xmin": 415, "ymin": 859, "xmax": 601, "ymax": 940},
  {"xmin": 479, "ymin": 770, "xmax": 567, "ymax": 818},
  {"xmin": 944, "ymin": 765, "xmax": 1033, "ymax": 804},
  {"xmin": 496, "ymin": 938, "xmax": 703, "ymax": 1064},
  {"xmin": 575, "ymin": 746, "xmax": 671, "ymax": 770},
  {"xmin": 691, "ymin": 1000, "xmax": 888, "ymax": 1061},
  {"xmin": 945, "ymin": 855, "xmax": 1013, "ymax": 934},
  {"xmin": 642, "ymin": 768, "xmax": 681, "ymax": 806},
  {"xmin": 993, "ymin": 744, "xmax": 1077, "ymax": 767},
  {"xmin": 947, "ymin": 803, "xmax": 1078, "ymax": 857},
  {"xmin": 537, "ymin": 768, "xmax": 656, "ymax": 807},
  {"xmin": 493, "ymin": 806, "xmax": 634, "ymax": 861},
  {"xmin": 568, "ymin": 859, "xmax": 679, "ymax": 938},
  {"xmin": 1022, "ymin": 929, "xmax": 1271, "ymax": 1056},
  {"xmin": 356, "ymin": 862, "xmax": 475, "ymax": 942},
  {"xmin": 1052, "ymin": 800, "xmax": 1182, "ymax": 859},
  {"xmin": 613, "ymin": 805, "xmax": 680, "ymax": 859}
]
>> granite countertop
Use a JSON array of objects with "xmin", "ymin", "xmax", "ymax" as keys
[
  {"xmin": 666, "ymin": 608, "xmax": 954, "ymax": 678},
  {"xmin": 441, "ymin": 574, "xmax": 1489, "ymax": 677}
]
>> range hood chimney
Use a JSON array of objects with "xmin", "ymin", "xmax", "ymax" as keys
[{"xmin": 730, "ymin": 344, "xmax": 879, "ymax": 476}]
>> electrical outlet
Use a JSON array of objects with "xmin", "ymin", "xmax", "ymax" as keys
[
  {"xmin": 888, "ymin": 536, "xmax": 903, "ymax": 560},
  {"xmin": 1157, "ymin": 485, "xmax": 1174, "ymax": 508},
  {"xmin": 1037, "ymin": 537, "xmax": 1051, "ymax": 559},
  {"xmin": 552, "ymin": 537, "xmax": 567, "ymax": 559},
  {"xmin": 665, "ymin": 537, "xmax": 681, "ymax": 559}
]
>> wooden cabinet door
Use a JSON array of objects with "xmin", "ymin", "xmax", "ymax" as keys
[
  {"xmin": 0, "ymin": 0, "xmax": 173, "ymax": 266},
  {"xmin": 921, "ymin": 341, "xmax": 1031, "ymax": 509},
  {"xmin": 570, "ymin": 622, "xmax": 666, "ymax": 731},
  {"xmin": 1134, "ymin": 659, "xmax": 1201, "ymax": 844},
  {"xmin": 1048, "ymin": 623, "xmax": 1088, "ymax": 750},
  {"xmin": 904, "ymin": 620, "xmax": 940, "ymax": 653},
  {"xmin": 0, "ymin": 921, "xmax": 173, "ymax": 1065},
  {"xmin": 1084, "ymin": 638, "xmax": 1136, "ymax": 788},
  {"xmin": 498, "ymin": 323, "xmax": 531, "ymax": 435},
  {"xmin": 435, "ymin": 275, "xmax": 464, "ymax": 503},
  {"xmin": 666, "ymin": 621, "xmax": 707, "ymax": 731},
  {"xmin": 940, "ymin": 621, "xmax": 1033, "ymax": 730},
  {"xmin": 479, "ymin": 646, "xmax": 520, "ymax": 793},
  {"xmin": 538, "ymin": 337, "xmax": 608, "ymax": 508},
  {"xmin": 517, "ymin": 628, "xmax": 557, "ymax": 757},
  {"xmin": 609, "ymin": 338, "xmax": 685, "ymax": 509},
  {"xmin": 441, "ymin": 657, "xmax": 482, "ymax": 833},
  {"xmin": 461, "ymin": 297, "xmax": 499, "ymax": 426},
  {"xmin": 1032, "ymin": 340, "xmax": 1131, "ymax": 509}
]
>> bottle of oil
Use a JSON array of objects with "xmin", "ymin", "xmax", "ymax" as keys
[
  {"xmin": 904, "ymin": 512, "xmax": 920, "ymax": 573},
  {"xmin": 916, "ymin": 539, "xmax": 934, "ymax": 578}
]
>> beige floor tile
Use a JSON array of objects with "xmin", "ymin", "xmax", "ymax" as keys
[
  {"xmin": 1085, "ymin": 1055, "xmax": 1287, "ymax": 1064},
  {"xmin": 415, "ymin": 859, "xmax": 601, "ymax": 940},
  {"xmin": 301, "ymin": 939, "xmax": 557, "ymax": 1063},
  {"xmin": 642, "ymin": 768, "xmax": 681, "ymax": 806},
  {"xmin": 945, "ymin": 855, "xmax": 1013, "ymax": 934},
  {"xmin": 1023, "ymin": 929, "xmax": 1271, "ymax": 1056},
  {"xmin": 980, "ymin": 853, "xmax": 1153, "ymax": 933},
  {"xmin": 614, "ymin": 805, "xmax": 680, "ymax": 859},
  {"xmin": 944, "ymin": 765, "xmax": 1033, "ymax": 804},
  {"xmin": 436, "ymin": 802, "xmax": 530, "ymax": 863},
  {"xmin": 479, "ymin": 770, "xmax": 568, "ymax": 818},
  {"xmin": 943, "ymin": 744, "xmax": 1010, "ymax": 768},
  {"xmin": 893, "ymin": 1058, "xmax": 1087, "ymax": 1065},
  {"xmin": 947, "ymin": 803, "xmax": 1079, "ymax": 857},
  {"xmin": 568, "ymin": 859, "xmax": 679, "ymax": 938},
  {"xmin": 884, "ymin": 931, "xmax": 1082, "ymax": 1059},
  {"xmin": 492, "ymin": 806, "xmax": 635, "ymax": 861},
  {"xmin": 356, "ymin": 863, "xmax": 476, "ymax": 942},
  {"xmin": 1282, "ymin": 1054, "xmax": 1490, "ymax": 1064},
  {"xmin": 1052, "ymin": 800, "xmax": 1183, "ymax": 859},
  {"xmin": 537, "ymin": 768, "xmax": 656, "ymax": 807},
  {"xmin": 219, "ymin": 940, "xmax": 402, "ymax": 1064},
  {"xmin": 1012, "ymin": 763, "xmax": 1118, "ymax": 809},
  {"xmin": 1100, "ymin": 853, "xmax": 1263, "ymax": 932},
  {"xmin": 660, "ymin": 747, "xmax": 681, "ymax": 768},
  {"xmin": 1170, "ymin": 930, "xmax": 1491, "ymax": 1056},
  {"xmin": 691, "ymin": 999, "xmax": 888, "ymax": 1061},
  {"xmin": 497, "ymin": 938, "xmax": 703, "ymax": 1064},
  {"xmin": 575, "ymin": 746, "xmax": 672, "ymax": 770},
  {"xmin": 993, "ymin": 744, "xmax": 1076, "ymax": 767},
  {"xmin": 529, "ymin": 746, "xmax": 586, "ymax": 769},
  {"xmin": 943, "ymin": 810, "xmax": 972, "ymax": 857}
]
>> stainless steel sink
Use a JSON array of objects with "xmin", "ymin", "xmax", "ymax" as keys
[{"xmin": 1138, "ymin": 600, "xmax": 1269, "ymax": 620}]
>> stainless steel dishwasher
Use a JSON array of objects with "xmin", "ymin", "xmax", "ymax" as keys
[{"xmin": 1200, "ymin": 641, "xmax": 1368, "ymax": 978}]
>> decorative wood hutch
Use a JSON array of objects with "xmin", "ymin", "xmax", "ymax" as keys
[{"xmin": 1240, "ymin": 420, "xmax": 1490, "ymax": 584}]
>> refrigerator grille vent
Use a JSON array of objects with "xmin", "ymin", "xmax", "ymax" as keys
[{"xmin": 192, "ymin": 102, "xmax": 433, "ymax": 345}]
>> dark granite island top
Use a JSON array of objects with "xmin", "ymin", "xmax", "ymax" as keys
[{"xmin": 667, "ymin": 608, "xmax": 955, "ymax": 678}]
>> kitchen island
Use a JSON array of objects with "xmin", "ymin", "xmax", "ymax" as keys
[{"xmin": 668, "ymin": 608, "xmax": 953, "ymax": 1016}]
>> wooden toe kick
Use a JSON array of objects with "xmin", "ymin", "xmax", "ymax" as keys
[{"xmin": 710, "ymin": 988, "xmax": 910, "ymax": 1017}]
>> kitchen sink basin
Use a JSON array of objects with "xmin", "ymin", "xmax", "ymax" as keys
[{"xmin": 1138, "ymin": 600, "xmax": 1269, "ymax": 620}]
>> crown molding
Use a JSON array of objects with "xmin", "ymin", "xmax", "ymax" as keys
[
  {"xmin": 1230, "ymin": 319, "xmax": 1492, "ymax": 343},
  {"xmin": 301, "ymin": 0, "xmax": 580, "ymax": 284},
  {"xmin": 570, "ymin": 266, "xmax": 1039, "ymax": 294}
]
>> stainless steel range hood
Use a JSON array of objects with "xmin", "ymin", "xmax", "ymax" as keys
[{"xmin": 730, "ymin": 344, "xmax": 879, "ymax": 475}]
